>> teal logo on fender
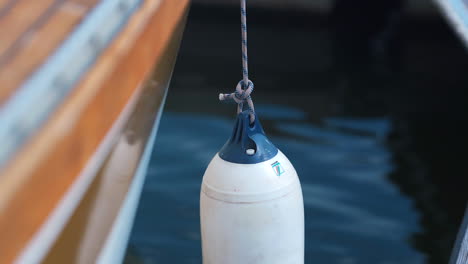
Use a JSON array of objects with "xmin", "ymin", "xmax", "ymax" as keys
[{"xmin": 271, "ymin": 161, "xmax": 285, "ymax": 176}]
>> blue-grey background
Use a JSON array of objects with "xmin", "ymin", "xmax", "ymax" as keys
[{"xmin": 125, "ymin": 2, "xmax": 468, "ymax": 263}]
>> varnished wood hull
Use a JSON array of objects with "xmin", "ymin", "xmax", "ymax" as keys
[{"xmin": 0, "ymin": 0, "xmax": 189, "ymax": 262}]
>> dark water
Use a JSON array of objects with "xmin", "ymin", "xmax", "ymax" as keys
[{"xmin": 126, "ymin": 4, "xmax": 468, "ymax": 264}]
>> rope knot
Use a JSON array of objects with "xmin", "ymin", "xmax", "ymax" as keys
[
  {"xmin": 234, "ymin": 80, "xmax": 254, "ymax": 102},
  {"xmin": 219, "ymin": 79, "xmax": 256, "ymax": 122},
  {"xmin": 219, "ymin": 79, "xmax": 254, "ymax": 104}
]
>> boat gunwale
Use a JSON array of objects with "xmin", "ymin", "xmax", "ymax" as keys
[{"xmin": 0, "ymin": 0, "xmax": 190, "ymax": 262}]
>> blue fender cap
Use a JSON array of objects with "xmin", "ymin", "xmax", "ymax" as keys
[{"xmin": 219, "ymin": 111, "xmax": 278, "ymax": 164}]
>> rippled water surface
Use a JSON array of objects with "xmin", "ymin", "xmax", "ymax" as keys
[{"xmin": 125, "ymin": 4, "xmax": 468, "ymax": 264}]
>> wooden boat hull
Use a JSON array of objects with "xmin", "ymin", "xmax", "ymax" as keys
[{"xmin": 0, "ymin": 0, "xmax": 189, "ymax": 263}]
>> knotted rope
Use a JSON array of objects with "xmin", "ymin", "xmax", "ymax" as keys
[{"xmin": 219, "ymin": 0, "xmax": 256, "ymax": 123}]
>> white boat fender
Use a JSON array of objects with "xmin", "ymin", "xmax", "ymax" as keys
[{"xmin": 200, "ymin": 111, "xmax": 305, "ymax": 264}]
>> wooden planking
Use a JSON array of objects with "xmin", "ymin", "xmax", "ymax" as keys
[
  {"xmin": 0, "ymin": 0, "xmax": 11, "ymax": 7},
  {"xmin": 0, "ymin": 0, "xmax": 100, "ymax": 104},
  {"xmin": 0, "ymin": 0, "xmax": 189, "ymax": 262},
  {"xmin": 0, "ymin": 0, "xmax": 59, "ymax": 58},
  {"xmin": 0, "ymin": 0, "xmax": 16, "ymax": 17},
  {"xmin": 0, "ymin": 5, "xmax": 85, "ymax": 100}
]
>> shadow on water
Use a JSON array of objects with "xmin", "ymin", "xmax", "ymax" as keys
[{"xmin": 126, "ymin": 3, "xmax": 468, "ymax": 264}]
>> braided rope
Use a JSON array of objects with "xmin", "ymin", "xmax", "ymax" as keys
[{"xmin": 219, "ymin": 0, "xmax": 255, "ymax": 123}]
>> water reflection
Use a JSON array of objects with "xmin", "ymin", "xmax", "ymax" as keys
[
  {"xmin": 127, "ymin": 107, "xmax": 424, "ymax": 263},
  {"xmin": 388, "ymin": 117, "xmax": 468, "ymax": 264},
  {"xmin": 126, "ymin": 3, "xmax": 468, "ymax": 263}
]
